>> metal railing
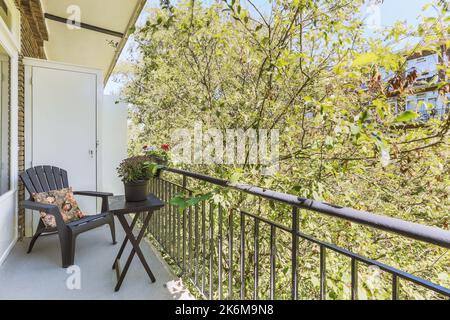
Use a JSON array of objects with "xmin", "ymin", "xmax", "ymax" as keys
[{"xmin": 146, "ymin": 167, "xmax": 450, "ymax": 300}]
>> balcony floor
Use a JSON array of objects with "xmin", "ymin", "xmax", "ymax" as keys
[{"xmin": 0, "ymin": 218, "xmax": 193, "ymax": 300}]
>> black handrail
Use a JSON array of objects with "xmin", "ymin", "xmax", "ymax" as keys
[{"xmin": 163, "ymin": 167, "xmax": 450, "ymax": 249}]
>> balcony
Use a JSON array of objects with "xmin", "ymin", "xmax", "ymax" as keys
[
  {"xmin": 0, "ymin": 220, "xmax": 193, "ymax": 300},
  {"xmin": 1, "ymin": 167, "xmax": 449, "ymax": 300}
]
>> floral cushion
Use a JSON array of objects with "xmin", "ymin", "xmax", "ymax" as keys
[{"xmin": 32, "ymin": 188, "xmax": 85, "ymax": 228}]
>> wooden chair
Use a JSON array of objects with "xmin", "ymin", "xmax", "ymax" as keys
[{"xmin": 20, "ymin": 166, "xmax": 117, "ymax": 268}]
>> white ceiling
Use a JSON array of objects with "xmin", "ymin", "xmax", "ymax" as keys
[{"xmin": 40, "ymin": 0, "xmax": 146, "ymax": 83}]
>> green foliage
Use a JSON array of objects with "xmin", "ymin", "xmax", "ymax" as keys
[
  {"xmin": 394, "ymin": 111, "xmax": 419, "ymax": 123},
  {"xmin": 170, "ymin": 192, "xmax": 214, "ymax": 211},
  {"xmin": 120, "ymin": 0, "xmax": 450, "ymax": 300}
]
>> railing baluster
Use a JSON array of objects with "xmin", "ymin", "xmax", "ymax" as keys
[
  {"xmin": 153, "ymin": 179, "xmax": 157, "ymax": 235},
  {"xmin": 177, "ymin": 186, "xmax": 182, "ymax": 267},
  {"xmin": 188, "ymin": 203, "xmax": 193, "ymax": 277},
  {"xmin": 182, "ymin": 198, "xmax": 187, "ymax": 274},
  {"xmin": 270, "ymin": 225, "xmax": 276, "ymax": 300},
  {"xmin": 209, "ymin": 203, "xmax": 214, "ymax": 299},
  {"xmin": 162, "ymin": 180, "xmax": 166, "ymax": 250},
  {"xmin": 254, "ymin": 219, "xmax": 259, "ymax": 300},
  {"xmin": 153, "ymin": 179, "xmax": 156, "ymax": 237},
  {"xmin": 161, "ymin": 179, "xmax": 164, "ymax": 244},
  {"xmin": 157, "ymin": 179, "xmax": 160, "ymax": 242},
  {"xmin": 351, "ymin": 258, "xmax": 358, "ymax": 300},
  {"xmin": 182, "ymin": 175, "xmax": 187, "ymax": 273},
  {"xmin": 194, "ymin": 204, "xmax": 199, "ymax": 286},
  {"xmin": 149, "ymin": 178, "xmax": 153, "ymax": 234},
  {"xmin": 392, "ymin": 274, "xmax": 399, "ymax": 300},
  {"xmin": 201, "ymin": 201, "xmax": 206, "ymax": 295},
  {"xmin": 320, "ymin": 245, "xmax": 326, "ymax": 300},
  {"xmin": 169, "ymin": 183, "xmax": 177, "ymax": 261},
  {"xmin": 167, "ymin": 181, "xmax": 170, "ymax": 253},
  {"xmin": 240, "ymin": 213, "xmax": 245, "ymax": 299},
  {"xmin": 165, "ymin": 180, "xmax": 169, "ymax": 252},
  {"xmin": 228, "ymin": 210, "xmax": 234, "ymax": 300},
  {"xmin": 291, "ymin": 207, "xmax": 298, "ymax": 300},
  {"xmin": 218, "ymin": 205, "xmax": 223, "ymax": 300},
  {"xmin": 160, "ymin": 180, "xmax": 164, "ymax": 247}
]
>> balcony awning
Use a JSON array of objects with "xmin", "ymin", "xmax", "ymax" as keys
[{"xmin": 40, "ymin": 0, "xmax": 146, "ymax": 84}]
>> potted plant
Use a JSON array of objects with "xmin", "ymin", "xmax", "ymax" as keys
[{"xmin": 117, "ymin": 156, "xmax": 160, "ymax": 202}]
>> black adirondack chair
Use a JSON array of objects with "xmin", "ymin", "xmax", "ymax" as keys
[{"xmin": 20, "ymin": 166, "xmax": 117, "ymax": 268}]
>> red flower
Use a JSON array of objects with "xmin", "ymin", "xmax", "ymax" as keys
[
  {"xmin": 161, "ymin": 144, "xmax": 170, "ymax": 151},
  {"xmin": 143, "ymin": 145, "xmax": 149, "ymax": 150}
]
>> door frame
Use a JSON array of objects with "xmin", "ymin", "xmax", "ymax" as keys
[
  {"xmin": 23, "ymin": 58, "xmax": 104, "ymax": 237},
  {"xmin": 0, "ymin": 0, "xmax": 20, "ymax": 265}
]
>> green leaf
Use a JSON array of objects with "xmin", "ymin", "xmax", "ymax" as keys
[
  {"xmin": 169, "ymin": 196, "xmax": 189, "ymax": 210},
  {"xmin": 394, "ymin": 111, "xmax": 419, "ymax": 123},
  {"xmin": 358, "ymin": 110, "xmax": 369, "ymax": 124},
  {"xmin": 351, "ymin": 124, "xmax": 361, "ymax": 135},
  {"xmin": 170, "ymin": 192, "xmax": 213, "ymax": 211},
  {"xmin": 186, "ymin": 192, "xmax": 213, "ymax": 206},
  {"xmin": 353, "ymin": 52, "xmax": 377, "ymax": 67}
]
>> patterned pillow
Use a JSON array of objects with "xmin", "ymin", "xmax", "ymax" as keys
[{"xmin": 32, "ymin": 188, "xmax": 85, "ymax": 228}]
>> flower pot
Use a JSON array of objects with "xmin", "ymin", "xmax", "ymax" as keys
[{"xmin": 124, "ymin": 180, "xmax": 149, "ymax": 202}]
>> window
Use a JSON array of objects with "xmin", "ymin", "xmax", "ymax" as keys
[
  {"xmin": 406, "ymin": 99, "xmax": 415, "ymax": 112},
  {"xmin": 427, "ymin": 98, "xmax": 438, "ymax": 118},
  {"xmin": 407, "ymin": 54, "xmax": 439, "ymax": 81},
  {"xmin": 388, "ymin": 99, "xmax": 398, "ymax": 114},
  {"xmin": 0, "ymin": 50, "xmax": 10, "ymax": 195},
  {"xmin": 417, "ymin": 98, "xmax": 429, "ymax": 121}
]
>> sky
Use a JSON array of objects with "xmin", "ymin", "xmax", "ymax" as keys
[
  {"xmin": 104, "ymin": 0, "xmax": 436, "ymax": 95},
  {"xmin": 374, "ymin": 0, "xmax": 435, "ymax": 28}
]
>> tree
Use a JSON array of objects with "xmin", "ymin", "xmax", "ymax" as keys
[{"xmin": 121, "ymin": 0, "xmax": 449, "ymax": 299}]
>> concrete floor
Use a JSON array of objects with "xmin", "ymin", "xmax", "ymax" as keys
[{"xmin": 0, "ymin": 219, "xmax": 193, "ymax": 300}]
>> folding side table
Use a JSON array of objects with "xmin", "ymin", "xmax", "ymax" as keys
[{"xmin": 108, "ymin": 194, "xmax": 164, "ymax": 292}]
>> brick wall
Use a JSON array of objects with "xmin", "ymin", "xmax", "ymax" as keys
[{"xmin": 15, "ymin": 0, "xmax": 47, "ymax": 238}]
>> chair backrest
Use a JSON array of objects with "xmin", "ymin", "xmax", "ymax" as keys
[{"xmin": 20, "ymin": 166, "xmax": 69, "ymax": 198}]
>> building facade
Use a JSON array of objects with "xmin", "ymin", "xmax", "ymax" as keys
[{"xmin": 388, "ymin": 49, "xmax": 450, "ymax": 121}]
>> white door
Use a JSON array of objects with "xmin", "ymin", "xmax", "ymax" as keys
[
  {"xmin": 31, "ymin": 66, "xmax": 97, "ymax": 215},
  {"xmin": 101, "ymin": 95, "xmax": 127, "ymax": 195}
]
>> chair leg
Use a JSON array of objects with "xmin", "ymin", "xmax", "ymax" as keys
[
  {"xmin": 61, "ymin": 236, "xmax": 76, "ymax": 268},
  {"xmin": 68, "ymin": 236, "xmax": 76, "ymax": 267},
  {"xmin": 109, "ymin": 216, "xmax": 117, "ymax": 245},
  {"xmin": 58, "ymin": 229, "xmax": 76, "ymax": 268},
  {"xmin": 27, "ymin": 222, "xmax": 46, "ymax": 254}
]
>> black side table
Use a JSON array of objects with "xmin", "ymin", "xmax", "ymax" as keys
[{"xmin": 108, "ymin": 194, "xmax": 164, "ymax": 292}]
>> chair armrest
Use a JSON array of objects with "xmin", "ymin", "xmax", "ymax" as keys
[
  {"xmin": 21, "ymin": 200, "xmax": 60, "ymax": 214},
  {"xmin": 73, "ymin": 191, "xmax": 113, "ymax": 213},
  {"xmin": 20, "ymin": 200, "xmax": 66, "ymax": 228},
  {"xmin": 73, "ymin": 191, "xmax": 114, "ymax": 198}
]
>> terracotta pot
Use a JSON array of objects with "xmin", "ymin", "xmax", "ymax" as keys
[{"xmin": 124, "ymin": 180, "xmax": 149, "ymax": 202}]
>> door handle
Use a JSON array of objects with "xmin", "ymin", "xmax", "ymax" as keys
[{"xmin": 89, "ymin": 150, "xmax": 94, "ymax": 158}]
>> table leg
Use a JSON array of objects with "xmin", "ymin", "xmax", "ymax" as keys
[
  {"xmin": 112, "ymin": 213, "xmax": 141, "ymax": 270},
  {"xmin": 115, "ymin": 212, "xmax": 156, "ymax": 292}
]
